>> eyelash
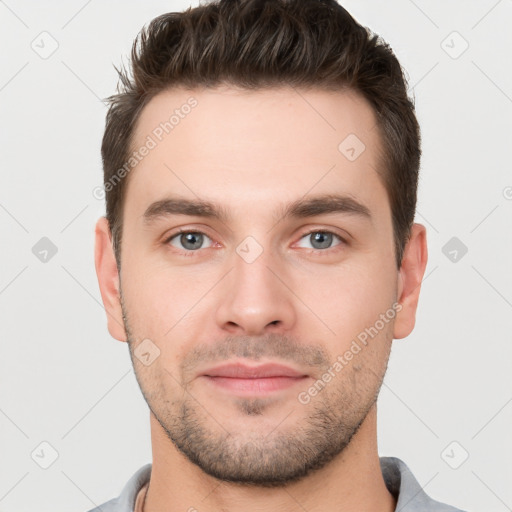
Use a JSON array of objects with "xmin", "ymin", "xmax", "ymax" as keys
[{"xmin": 163, "ymin": 228, "xmax": 347, "ymax": 257}]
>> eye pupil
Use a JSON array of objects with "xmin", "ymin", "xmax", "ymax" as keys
[
  {"xmin": 181, "ymin": 232, "xmax": 203, "ymax": 250},
  {"xmin": 311, "ymin": 232, "xmax": 332, "ymax": 249}
]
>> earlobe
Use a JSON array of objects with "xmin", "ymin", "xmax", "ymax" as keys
[
  {"xmin": 94, "ymin": 216, "xmax": 127, "ymax": 342},
  {"xmin": 393, "ymin": 223, "xmax": 428, "ymax": 340}
]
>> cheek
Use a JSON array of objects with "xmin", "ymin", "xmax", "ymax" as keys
[
  {"xmin": 120, "ymin": 267, "xmax": 178, "ymax": 339},
  {"xmin": 121, "ymin": 265, "xmax": 206, "ymax": 365},
  {"xmin": 301, "ymin": 262, "xmax": 393, "ymax": 333}
]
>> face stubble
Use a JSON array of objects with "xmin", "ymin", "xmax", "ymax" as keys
[{"xmin": 121, "ymin": 292, "xmax": 392, "ymax": 488}]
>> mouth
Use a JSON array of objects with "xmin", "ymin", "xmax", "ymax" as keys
[{"xmin": 200, "ymin": 362, "xmax": 310, "ymax": 395}]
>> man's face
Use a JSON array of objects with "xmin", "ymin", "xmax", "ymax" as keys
[{"xmin": 112, "ymin": 86, "xmax": 403, "ymax": 486}]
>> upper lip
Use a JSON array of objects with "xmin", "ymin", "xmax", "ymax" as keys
[{"xmin": 202, "ymin": 362, "xmax": 308, "ymax": 379}]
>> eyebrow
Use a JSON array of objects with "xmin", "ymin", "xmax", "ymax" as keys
[{"xmin": 142, "ymin": 193, "xmax": 372, "ymax": 226}]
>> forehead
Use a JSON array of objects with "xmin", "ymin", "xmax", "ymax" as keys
[{"xmin": 125, "ymin": 85, "xmax": 388, "ymax": 224}]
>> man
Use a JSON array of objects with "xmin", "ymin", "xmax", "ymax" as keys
[{"xmin": 91, "ymin": 0, "xmax": 464, "ymax": 511}]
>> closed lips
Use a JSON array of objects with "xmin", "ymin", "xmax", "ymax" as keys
[{"xmin": 203, "ymin": 363, "xmax": 308, "ymax": 379}]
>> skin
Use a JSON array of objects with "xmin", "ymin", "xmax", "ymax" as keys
[{"xmin": 95, "ymin": 85, "xmax": 428, "ymax": 512}]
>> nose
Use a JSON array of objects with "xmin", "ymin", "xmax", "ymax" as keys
[{"xmin": 214, "ymin": 243, "xmax": 297, "ymax": 336}]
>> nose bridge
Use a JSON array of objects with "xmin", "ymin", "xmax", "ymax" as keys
[{"xmin": 215, "ymin": 234, "xmax": 296, "ymax": 335}]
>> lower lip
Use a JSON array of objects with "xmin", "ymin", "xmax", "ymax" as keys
[{"xmin": 203, "ymin": 376, "xmax": 309, "ymax": 395}]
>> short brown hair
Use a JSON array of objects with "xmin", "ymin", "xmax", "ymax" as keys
[{"xmin": 101, "ymin": 0, "xmax": 421, "ymax": 270}]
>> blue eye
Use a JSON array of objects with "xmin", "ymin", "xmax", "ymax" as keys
[
  {"xmin": 165, "ymin": 230, "xmax": 214, "ymax": 252},
  {"xmin": 296, "ymin": 230, "xmax": 344, "ymax": 251},
  {"xmin": 164, "ymin": 229, "xmax": 346, "ymax": 256}
]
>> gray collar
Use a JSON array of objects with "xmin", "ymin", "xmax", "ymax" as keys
[
  {"xmin": 89, "ymin": 457, "xmax": 465, "ymax": 512},
  {"xmin": 380, "ymin": 456, "xmax": 465, "ymax": 511}
]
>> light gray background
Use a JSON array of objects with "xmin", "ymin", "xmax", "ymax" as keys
[{"xmin": 1, "ymin": 1, "xmax": 511, "ymax": 511}]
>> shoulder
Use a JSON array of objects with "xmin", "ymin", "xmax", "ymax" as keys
[
  {"xmin": 85, "ymin": 463, "xmax": 152, "ymax": 512},
  {"xmin": 380, "ymin": 456, "xmax": 467, "ymax": 512}
]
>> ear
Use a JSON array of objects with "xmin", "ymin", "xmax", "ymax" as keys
[
  {"xmin": 94, "ymin": 216, "xmax": 127, "ymax": 342},
  {"xmin": 393, "ymin": 223, "xmax": 428, "ymax": 339}
]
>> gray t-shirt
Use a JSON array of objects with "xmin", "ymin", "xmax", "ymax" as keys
[{"xmin": 87, "ymin": 456, "xmax": 466, "ymax": 512}]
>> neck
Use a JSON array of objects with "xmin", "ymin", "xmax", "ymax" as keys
[{"xmin": 143, "ymin": 405, "xmax": 396, "ymax": 512}]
